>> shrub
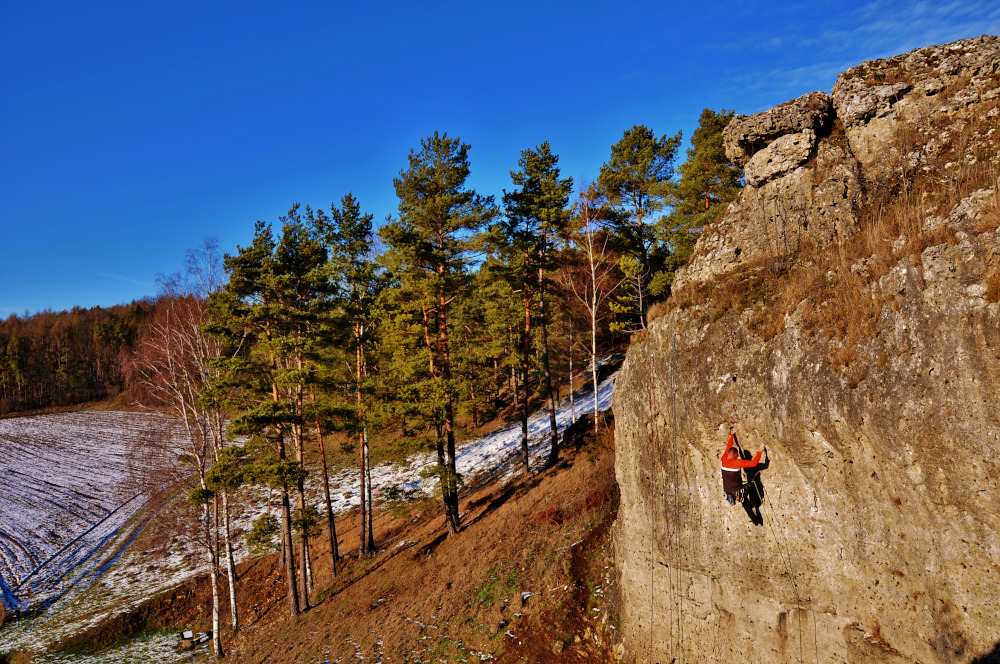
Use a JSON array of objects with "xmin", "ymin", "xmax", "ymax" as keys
[
  {"xmin": 245, "ymin": 514, "xmax": 280, "ymax": 556},
  {"xmin": 292, "ymin": 504, "xmax": 323, "ymax": 539},
  {"xmin": 584, "ymin": 488, "xmax": 609, "ymax": 510}
]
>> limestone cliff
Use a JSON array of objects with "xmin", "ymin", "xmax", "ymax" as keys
[{"xmin": 612, "ymin": 36, "xmax": 1000, "ymax": 664}]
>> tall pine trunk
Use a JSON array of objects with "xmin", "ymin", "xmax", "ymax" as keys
[
  {"xmin": 364, "ymin": 428, "xmax": 374, "ymax": 549},
  {"xmin": 636, "ymin": 210, "xmax": 649, "ymax": 330},
  {"xmin": 539, "ymin": 265, "xmax": 559, "ymax": 467},
  {"xmin": 439, "ymin": 297, "xmax": 461, "ymax": 534},
  {"xmin": 358, "ymin": 429, "xmax": 368, "ymax": 555},
  {"xmin": 276, "ymin": 427, "xmax": 299, "ymax": 617},
  {"xmin": 293, "ymin": 419, "xmax": 310, "ymax": 609},
  {"xmin": 317, "ymin": 431, "xmax": 340, "ymax": 570},
  {"xmin": 292, "ymin": 343, "xmax": 311, "ymax": 609},
  {"xmin": 356, "ymin": 335, "xmax": 374, "ymax": 555},
  {"xmin": 520, "ymin": 278, "xmax": 532, "ymax": 474},
  {"xmin": 270, "ymin": 347, "xmax": 300, "ymax": 617},
  {"xmin": 422, "ymin": 300, "xmax": 458, "ymax": 533},
  {"xmin": 279, "ymin": 482, "xmax": 298, "ymax": 616},
  {"xmin": 311, "ymin": 390, "xmax": 340, "ymax": 576}
]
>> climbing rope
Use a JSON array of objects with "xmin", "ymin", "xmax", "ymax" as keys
[
  {"xmin": 753, "ymin": 432, "xmax": 820, "ymax": 664},
  {"xmin": 647, "ymin": 348, "xmax": 656, "ymax": 660},
  {"xmin": 749, "ymin": 473, "xmax": 804, "ymax": 664},
  {"xmin": 670, "ymin": 334, "xmax": 684, "ymax": 664},
  {"xmin": 729, "ymin": 333, "xmax": 807, "ymax": 664},
  {"xmin": 647, "ymin": 350, "xmax": 675, "ymax": 662},
  {"xmin": 648, "ymin": 345, "xmax": 686, "ymax": 664}
]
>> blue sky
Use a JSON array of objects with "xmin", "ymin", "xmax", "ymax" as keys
[{"xmin": 2, "ymin": 1, "xmax": 997, "ymax": 315}]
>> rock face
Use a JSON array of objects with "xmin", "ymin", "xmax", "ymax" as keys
[
  {"xmin": 723, "ymin": 91, "xmax": 833, "ymax": 166},
  {"xmin": 675, "ymin": 34, "xmax": 1000, "ymax": 293},
  {"xmin": 613, "ymin": 36, "xmax": 1000, "ymax": 664},
  {"xmin": 831, "ymin": 34, "xmax": 1000, "ymax": 178},
  {"xmin": 743, "ymin": 129, "xmax": 817, "ymax": 187}
]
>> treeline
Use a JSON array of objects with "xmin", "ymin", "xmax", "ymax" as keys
[{"xmin": 0, "ymin": 303, "xmax": 148, "ymax": 414}]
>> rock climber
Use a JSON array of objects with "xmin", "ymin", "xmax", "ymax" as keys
[
  {"xmin": 739, "ymin": 444, "xmax": 769, "ymax": 526},
  {"xmin": 721, "ymin": 426, "xmax": 766, "ymax": 524}
]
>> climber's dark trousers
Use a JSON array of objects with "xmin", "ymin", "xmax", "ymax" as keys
[
  {"xmin": 742, "ymin": 499, "xmax": 763, "ymax": 526},
  {"xmin": 742, "ymin": 480, "xmax": 764, "ymax": 526}
]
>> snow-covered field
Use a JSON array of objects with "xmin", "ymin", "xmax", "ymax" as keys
[
  {"xmin": 0, "ymin": 369, "xmax": 616, "ymax": 658},
  {"xmin": 0, "ymin": 412, "xmax": 184, "ymax": 615}
]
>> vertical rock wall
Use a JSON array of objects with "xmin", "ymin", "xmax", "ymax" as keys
[{"xmin": 613, "ymin": 36, "xmax": 1000, "ymax": 664}]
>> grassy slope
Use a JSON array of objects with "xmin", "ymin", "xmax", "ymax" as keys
[{"xmin": 27, "ymin": 414, "xmax": 620, "ymax": 664}]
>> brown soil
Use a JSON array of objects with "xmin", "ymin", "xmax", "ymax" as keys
[{"xmin": 36, "ymin": 414, "xmax": 620, "ymax": 663}]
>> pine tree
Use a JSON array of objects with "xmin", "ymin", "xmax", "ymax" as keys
[
  {"xmin": 319, "ymin": 193, "xmax": 384, "ymax": 557},
  {"xmin": 659, "ymin": 109, "xmax": 743, "ymax": 292},
  {"xmin": 597, "ymin": 125, "xmax": 681, "ymax": 329},
  {"xmin": 467, "ymin": 260, "xmax": 522, "ymax": 420},
  {"xmin": 498, "ymin": 142, "xmax": 573, "ymax": 468},
  {"xmin": 207, "ymin": 221, "xmax": 303, "ymax": 618},
  {"xmin": 273, "ymin": 207, "xmax": 332, "ymax": 605},
  {"xmin": 207, "ymin": 212, "xmax": 331, "ymax": 616},
  {"xmin": 380, "ymin": 132, "xmax": 496, "ymax": 534}
]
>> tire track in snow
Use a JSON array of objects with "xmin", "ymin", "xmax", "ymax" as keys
[{"xmin": 0, "ymin": 412, "xmax": 186, "ymax": 613}]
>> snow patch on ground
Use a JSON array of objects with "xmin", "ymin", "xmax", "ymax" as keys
[
  {"xmin": 0, "ymin": 412, "xmax": 186, "ymax": 609},
  {"xmin": 33, "ymin": 631, "xmax": 205, "ymax": 663},
  {"xmin": 0, "ymin": 412, "xmax": 186, "ymax": 652},
  {"xmin": 0, "ymin": 369, "xmax": 616, "ymax": 657}
]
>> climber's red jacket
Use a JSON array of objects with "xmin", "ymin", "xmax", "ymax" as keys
[{"xmin": 720, "ymin": 433, "xmax": 762, "ymax": 495}]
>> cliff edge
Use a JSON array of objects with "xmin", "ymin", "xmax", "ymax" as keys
[{"xmin": 612, "ymin": 35, "xmax": 1000, "ymax": 664}]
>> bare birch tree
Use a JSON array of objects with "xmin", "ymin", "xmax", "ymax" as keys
[{"xmin": 562, "ymin": 187, "xmax": 623, "ymax": 431}]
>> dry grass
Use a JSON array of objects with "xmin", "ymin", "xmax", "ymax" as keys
[
  {"xmin": 864, "ymin": 64, "xmax": 906, "ymax": 86},
  {"xmin": 53, "ymin": 417, "xmax": 621, "ymax": 664},
  {"xmin": 976, "ymin": 182, "xmax": 1000, "ymax": 233},
  {"xmin": 647, "ymin": 300, "xmax": 669, "ymax": 324},
  {"xmin": 986, "ymin": 267, "xmax": 1000, "ymax": 304}
]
